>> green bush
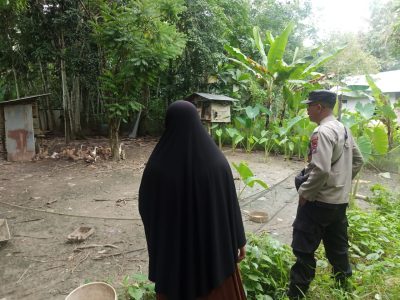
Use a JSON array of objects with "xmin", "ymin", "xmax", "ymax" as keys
[
  {"xmin": 240, "ymin": 233, "xmax": 293, "ymax": 299},
  {"xmin": 308, "ymin": 184, "xmax": 400, "ymax": 300},
  {"xmin": 121, "ymin": 273, "xmax": 155, "ymax": 300}
]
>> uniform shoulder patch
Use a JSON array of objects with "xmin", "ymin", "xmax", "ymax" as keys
[{"xmin": 311, "ymin": 134, "xmax": 318, "ymax": 154}]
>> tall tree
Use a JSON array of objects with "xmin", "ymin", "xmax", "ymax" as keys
[
  {"xmin": 92, "ymin": 0, "xmax": 186, "ymax": 160},
  {"xmin": 390, "ymin": 0, "xmax": 400, "ymax": 59},
  {"xmin": 362, "ymin": 0, "xmax": 400, "ymax": 71},
  {"xmin": 321, "ymin": 32, "xmax": 381, "ymax": 78},
  {"xmin": 0, "ymin": 0, "xmax": 28, "ymax": 100},
  {"xmin": 250, "ymin": 0, "xmax": 315, "ymax": 59},
  {"xmin": 170, "ymin": 0, "xmax": 252, "ymax": 99},
  {"xmin": 4, "ymin": 0, "xmax": 102, "ymax": 140}
]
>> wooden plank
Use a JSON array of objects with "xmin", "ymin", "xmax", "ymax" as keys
[
  {"xmin": 32, "ymin": 102, "xmax": 39, "ymax": 118},
  {"xmin": 0, "ymin": 106, "xmax": 4, "ymax": 129},
  {"xmin": 0, "ymin": 107, "xmax": 5, "ymax": 152},
  {"xmin": 0, "ymin": 107, "xmax": 5, "ymax": 148},
  {"xmin": 211, "ymin": 103, "xmax": 231, "ymax": 123}
]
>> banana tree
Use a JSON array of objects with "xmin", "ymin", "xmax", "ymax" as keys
[
  {"xmin": 342, "ymin": 101, "xmax": 389, "ymax": 162},
  {"xmin": 216, "ymin": 67, "xmax": 252, "ymax": 99},
  {"xmin": 366, "ymin": 75, "xmax": 398, "ymax": 150},
  {"xmin": 339, "ymin": 91, "xmax": 393, "ymax": 203},
  {"xmin": 224, "ymin": 22, "xmax": 344, "ymax": 128},
  {"xmin": 340, "ymin": 81, "xmax": 395, "ymax": 159}
]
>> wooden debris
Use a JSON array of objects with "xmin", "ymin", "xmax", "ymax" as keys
[
  {"xmin": 67, "ymin": 226, "xmax": 95, "ymax": 242},
  {"xmin": 93, "ymin": 197, "xmax": 134, "ymax": 203},
  {"xmin": 358, "ymin": 180, "xmax": 371, "ymax": 184},
  {"xmin": 92, "ymin": 247, "xmax": 146, "ymax": 260},
  {"xmin": 38, "ymin": 264, "xmax": 66, "ymax": 273},
  {"xmin": 71, "ymin": 252, "xmax": 90, "ymax": 273},
  {"xmin": 14, "ymin": 234, "xmax": 49, "ymax": 240},
  {"xmin": 14, "ymin": 218, "xmax": 43, "ymax": 224},
  {"xmin": 73, "ymin": 244, "xmax": 119, "ymax": 252},
  {"xmin": 355, "ymin": 194, "xmax": 369, "ymax": 201},
  {"xmin": 0, "ymin": 219, "xmax": 11, "ymax": 242},
  {"xmin": 17, "ymin": 264, "xmax": 32, "ymax": 284}
]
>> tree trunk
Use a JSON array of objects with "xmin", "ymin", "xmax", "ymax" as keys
[
  {"xmin": 138, "ymin": 84, "xmax": 150, "ymax": 135},
  {"xmin": 12, "ymin": 65, "xmax": 20, "ymax": 99},
  {"xmin": 278, "ymin": 99, "xmax": 287, "ymax": 127},
  {"xmin": 39, "ymin": 60, "xmax": 56, "ymax": 130},
  {"xmin": 60, "ymin": 32, "xmax": 72, "ymax": 143},
  {"xmin": 265, "ymin": 96, "xmax": 272, "ymax": 129},
  {"xmin": 109, "ymin": 117, "xmax": 121, "ymax": 161},
  {"xmin": 96, "ymin": 81, "xmax": 101, "ymax": 115},
  {"xmin": 264, "ymin": 82, "xmax": 273, "ymax": 129},
  {"xmin": 71, "ymin": 76, "xmax": 82, "ymax": 138},
  {"xmin": 166, "ymin": 60, "xmax": 174, "ymax": 109},
  {"xmin": 387, "ymin": 119, "xmax": 393, "ymax": 150}
]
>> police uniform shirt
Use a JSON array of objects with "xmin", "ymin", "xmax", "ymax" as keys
[{"xmin": 298, "ymin": 115, "xmax": 364, "ymax": 204}]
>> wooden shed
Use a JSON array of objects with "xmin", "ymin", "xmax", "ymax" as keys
[
  {"xmin": 0, "ymin": 94, "xmax": 48, "ymax": 161},
  {"xmin": 185, "ymin": 92, "xmax": 236, "ymax": 123}
]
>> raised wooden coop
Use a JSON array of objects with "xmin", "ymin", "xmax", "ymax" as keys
[{"xmin": 185, "ymin": 92, "xmax": 236, "ymax": 125}]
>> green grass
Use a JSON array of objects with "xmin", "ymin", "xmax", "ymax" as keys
[
  {"xmin": 240, "ymin": 184, "xmax": 400, "ymax": 300},
  {"xmin": 334, "ymin": 184, "xmax": 400, "ymax": 300}
]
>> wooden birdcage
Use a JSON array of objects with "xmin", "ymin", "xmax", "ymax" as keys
[{"xmin": 185, "ymin": 92, "xmax": 236, "ymax": 123}]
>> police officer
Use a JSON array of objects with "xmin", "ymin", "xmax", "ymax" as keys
[{"xmin": 287, "ymin": 90, "xmax": 364, "ymax": 299}]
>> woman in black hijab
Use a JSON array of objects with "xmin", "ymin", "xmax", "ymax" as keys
[{"xmin": 139, "ymin": 100, "xmax": 246, "ymax": 300}]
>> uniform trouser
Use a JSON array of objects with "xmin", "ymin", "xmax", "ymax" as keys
[{"xmin": 288, "ymin": 201, "xmax": 351, "ymax": 297}]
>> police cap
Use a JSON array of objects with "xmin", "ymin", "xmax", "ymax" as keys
[{"xmin": 301, "ymin": 90, "xmax": 337, "ymax": 108}]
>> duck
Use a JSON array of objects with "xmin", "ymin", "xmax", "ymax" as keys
[
  {"xmin": 119, "ymin": 143, "xmax": 126, "ymax": 160},
  {"xmin": 84, "ymin": 153, "xmax": 97, "ymax": 163},
  {"xmin": 50, "ymin": 152, "xmax": 60, "ymax": 159},
  {"xmin": 89, "ymin": 146, "xmax": 98, "ymax": 158}
]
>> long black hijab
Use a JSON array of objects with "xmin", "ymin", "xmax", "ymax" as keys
[{"xmin": 139, "ymin": 100, "xmax": 246, "ymax": 300}]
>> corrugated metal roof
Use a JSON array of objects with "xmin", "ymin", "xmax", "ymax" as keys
[
  {"xmin": 344, "ymin": 70, "xmax": 400, "ymax": 93},
  {"xmin": 185, "ymin": 92, "xmax": 237, "ymax": 102},
  {"xmin": 0, "ymin": 93, "xmax": 50, "ymax": 106}
]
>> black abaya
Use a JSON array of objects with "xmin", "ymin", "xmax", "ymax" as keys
[{"xmin": 139, "ymin": 101, "xmax": 246, "ymax": 300}]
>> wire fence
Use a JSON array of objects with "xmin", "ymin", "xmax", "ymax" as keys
[{"xmin": 372, "ymin": 146, "xmax": 400, "ymax": 174}]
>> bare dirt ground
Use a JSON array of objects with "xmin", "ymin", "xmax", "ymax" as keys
[{"xmin": 0, "ymin": 138, "xmax": 399, "ymax": 300}]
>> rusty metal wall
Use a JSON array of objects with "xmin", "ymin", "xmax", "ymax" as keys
[{"xmin": 4, "ymin": 104, "xmax": 35, "ymax": 161}]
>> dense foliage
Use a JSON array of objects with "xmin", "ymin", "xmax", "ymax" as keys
[{"xmin": 0, "ymin": 0, "xmax": 399, "ymax": 159}]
